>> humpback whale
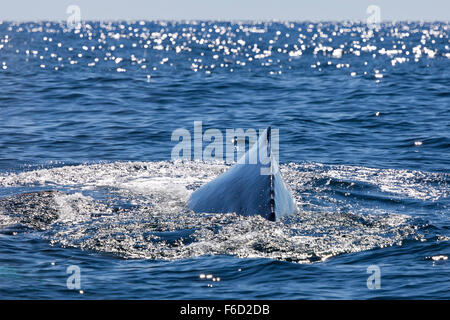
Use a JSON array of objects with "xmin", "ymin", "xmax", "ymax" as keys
[{"xmin": 187, "ymin": 127, "xmax": 297, "ymax": 221}]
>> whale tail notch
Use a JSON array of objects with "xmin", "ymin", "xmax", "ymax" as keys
[{"xmin": 187, "ymin": 127, "xmax": 297, "ymax": 221}]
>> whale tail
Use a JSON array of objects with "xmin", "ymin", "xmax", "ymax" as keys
[{"xmin": 187, "ymin": 127, "xmax": 297, "ymax": 221}]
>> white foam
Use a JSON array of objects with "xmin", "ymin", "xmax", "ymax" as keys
[{"xmin": 0, "ymin": 160, "xmax": 437, "ymax": 262}]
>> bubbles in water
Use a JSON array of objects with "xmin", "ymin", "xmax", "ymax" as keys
[{"xmin": 0, "ymin": 160, "xmax": 441, "ymax": 263}]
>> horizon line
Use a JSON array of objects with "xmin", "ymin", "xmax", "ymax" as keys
[{"xmin": 1, "ymin": 19, "xmax": 449, "ymax": 23}]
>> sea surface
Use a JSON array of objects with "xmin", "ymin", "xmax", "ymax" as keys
[{"xmin": 0, "ymin": 21, "xmax": 448, "ymax": 299}]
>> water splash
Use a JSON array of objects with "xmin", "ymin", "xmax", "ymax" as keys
[{"xmin": 1, "ymin": 160, "xmax": 440, "ymax": 262}]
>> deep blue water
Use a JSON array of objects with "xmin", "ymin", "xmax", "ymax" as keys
[{"xmin": 0, "ymin": 21, "xmax": 449, "ymax": 299}]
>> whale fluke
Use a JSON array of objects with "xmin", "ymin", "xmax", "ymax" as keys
[{"xmin": 187, "ymin": 127, "xmax": 297, "ymax": 221}]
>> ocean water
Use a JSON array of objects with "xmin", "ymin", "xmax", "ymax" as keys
[{"xmin": 0, "ymin": 21, "xmax": 449, "ymax": 299}]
